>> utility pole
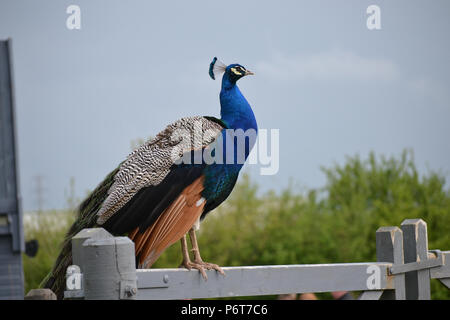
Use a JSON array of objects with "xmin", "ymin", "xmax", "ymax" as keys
[{"xmin": 33, "ymin": 175, "xmax": 45, "ymax": 213}]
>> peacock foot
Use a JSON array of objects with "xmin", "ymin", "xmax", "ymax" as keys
[
  {"xmin": 179, "ymin": 259, "xmax": 225, "ymax": 281},
  {"xmin": 197, "ymin": 260, "xmax": 226, "ymax": 277}
]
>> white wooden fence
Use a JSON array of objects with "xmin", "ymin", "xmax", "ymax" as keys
[{"xmin": 54, "ymin": 218, "xmax": 450, "ymax": 300}]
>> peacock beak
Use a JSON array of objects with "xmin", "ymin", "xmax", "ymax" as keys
[{"xmin": 245, "ymin": 69, "xmax": 254, "ymax": 76}]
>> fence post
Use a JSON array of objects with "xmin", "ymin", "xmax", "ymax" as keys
[
  {"xmin": 400, "ymin": 219, "xmax": 431, "ymax": 300},
  {"xmin": 71, "ymin": 228, "xmax": 137, "ymax": 300},
  {"xmin": 72, "ymin": 228, "xmax": 114, "ymax": 269},
  {"xmin": 24, "ymin": 288, "xmax": 57, "ymax": 300},
  {"xmin": 376, "ymin": 226, "xmax": 406, "ymax": 299},
  {"xmin": 0, "ymin": 38, "xmax": 25, "ymax": 300}
]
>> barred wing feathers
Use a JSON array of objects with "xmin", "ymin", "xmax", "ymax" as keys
[{"xmin": 96, "ymin": 116, "xmax": 224, "ymax": 226}]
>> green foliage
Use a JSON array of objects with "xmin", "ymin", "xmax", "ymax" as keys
[
  {"xmin": 23, "ymin": 150, "xmax": 450, "ymax": 299},
  {"xmin": 22, "ymin": 210, "xmax": 76, "ymax": 294}
]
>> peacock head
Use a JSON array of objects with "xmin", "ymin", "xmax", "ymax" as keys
[{"xmin": 209, "ymin": 57, "xmax": 254, "ymax": 83}]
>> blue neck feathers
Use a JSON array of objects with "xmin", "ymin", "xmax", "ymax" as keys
[
  {"xmin": 217, "ymin": 72, "xmax": 258, "ymax": 167},
  {"xmin": 220, "ymin": 74, "xmax": 258, "ymax": 133}
]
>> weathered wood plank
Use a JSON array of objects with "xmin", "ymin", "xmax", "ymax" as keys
[
  {"xmin": 358, "ymin": 290, "xmax": 384, "ymax": 300},
  {"xmin": 376, "ymin": 226, "xmax": 406, "ymax": 299},
  {"xmin": 80, "ymin": 236, "xmax": 137, "ymax": 300},
  {"xmin": 430, "ymin": 251, "xmax": 450, "ymax": 279},
  {"xmin": 401, "ymin": 219, "xmax": 431, "ymax": 300},
  {"xmin": 136, "ymin": 263, "xmax": 393, "ymax": 300}
]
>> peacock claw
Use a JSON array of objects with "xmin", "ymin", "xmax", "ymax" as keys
[
  {"xmin": 179, "ymin": 260, "xmax": 208, "ymax": 280},
  {"xmin": 179, "ymin": 260, "xmax": 225, "ymax": 281},
  {"xmin": 200, "ymin": 261, "xmax": 226, "ymax": 276}
]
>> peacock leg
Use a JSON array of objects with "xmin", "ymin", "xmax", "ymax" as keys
[
  {"xmin": 179, "ymin": 234, "xmax": 191, "ymax": 268},
  {"xmin": 178, "ymin": 233, "xmax": 208, "ymax": 280},
  {"xmin": 188, "ymin": 227, "xmax": 225, "ymax": 278}
]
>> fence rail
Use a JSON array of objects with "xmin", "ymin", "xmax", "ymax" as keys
[
  {"xmin": 55, "ymin": 218, "xmax": 449, "ymax": 300},
  {"xmin": 134, "ymin": 263, "xmax": 394, "ymax": 300}
]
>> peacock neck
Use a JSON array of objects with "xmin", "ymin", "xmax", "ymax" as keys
[{"xmin": 219, "ymin": 78, "xmax": 257, "ymax": 132}]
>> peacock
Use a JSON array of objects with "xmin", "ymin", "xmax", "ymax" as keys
[{"xmin": 42, "ymin": 57, "xmax": 257, "ymax": 299}]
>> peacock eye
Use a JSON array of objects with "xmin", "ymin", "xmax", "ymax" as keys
[{"xmin": 230, "ymin": 67, "xmax": 243, "ymax": 76}]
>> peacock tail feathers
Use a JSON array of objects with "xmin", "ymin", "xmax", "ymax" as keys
[{"xmin": 40, "ymin": 164, "xmax": 120, "ymax": 299}]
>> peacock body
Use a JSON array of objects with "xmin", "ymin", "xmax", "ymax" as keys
[{"xmin": 42, "ymin": 58, "xmax": 257, "ymax": 298}]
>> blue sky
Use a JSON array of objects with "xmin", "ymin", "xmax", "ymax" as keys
[{"xmin": 1, "ymin": 0, "xmax": 449, "ymax": 210}]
